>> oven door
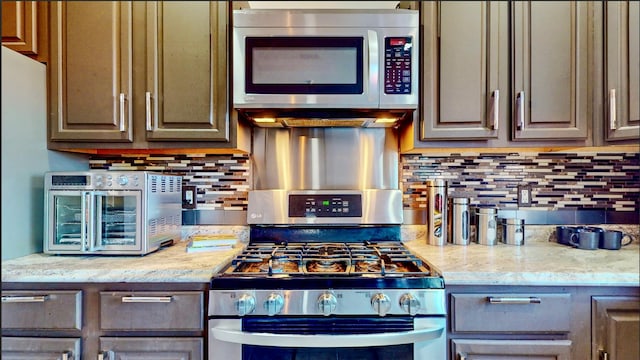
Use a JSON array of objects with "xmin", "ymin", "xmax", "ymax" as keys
[{"xmin": 209, "ymin": 316, "xmax": 445, "ymax": 360}]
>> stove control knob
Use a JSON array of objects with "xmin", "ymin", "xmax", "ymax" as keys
[
  {"xmin": 264, "ymin": 293, "xmax": 284, "ymax": 316},
  {"xmin": 117, "ymin": 175, "xmax": 129, "ymax": 186},
  {"xmin": 371, "ymin": 293, "xmax": 392, "ymax": 317},
  {"xmin": 399, "ymin": 293, "xmax": 421, "ymax": 315},
  {"xmin": 235, "ymin": 294, "xmax": 256, "ymax": 316},
  {"xmin": 317, "ymin": 293, "xmax": 338, "ymax": 316}
]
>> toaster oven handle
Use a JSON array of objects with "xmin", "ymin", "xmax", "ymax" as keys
[
  {"xmin": 81, "ymin": 191, "xmax": 94, "ymax": 252},
  {"xmin": 87, "ymin": 192, "xmax": 100, "ymax": 252},
  {"xmin": 367, "ymin": 30, "xmax": 379, "ymax": 102},
  {"xmin": 211, "ymin": 325, "xmax": 444, "ymax": 348}
]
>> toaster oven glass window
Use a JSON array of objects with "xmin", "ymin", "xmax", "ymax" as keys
[
  {"xmin": 246, "ymin": 37, "xmax": 364, "ymax": 94},
  {"xmin": 99, "ymin": 195, "xmax": 138, "ymax": 246},
  {"xmin": 54, "ymin": 195, "xmax": 83, "ymax": 246}
]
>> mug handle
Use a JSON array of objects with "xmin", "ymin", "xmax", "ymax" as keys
[
  {"xmin": 621, "ymin": 234, "xmax": 634, "ymax": 246},
  {"xmin": 569, "ymin": 233, "xmax": 580, "ymax": 248}
]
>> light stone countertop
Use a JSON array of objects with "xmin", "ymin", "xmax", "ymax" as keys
[
  {"xmin": 402, "ymin": 225, "xmax": 640, "ymax": 287},
  {"xmin": 2, "ymin": 225, "xmax": 639, "ymax": 286}
]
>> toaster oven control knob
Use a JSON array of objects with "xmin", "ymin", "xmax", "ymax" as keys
[
  {"xmin": 371, "ymin": 293, "xmax": 391, "ymax": 317},
  {"xmin": 264, "ymin": 293, "xmax": 284, "ymax": 316},
  {"xmin": 235, "ymin": 294, "xmax": 256, "ymax": 316},
  {"xmin": 399, "ymin": 293, "xmax": 421, "ymax": 315},
  {"xmin": 117, "ymin": 175, "xmax": 129, "ymax": 186},
  {"xmin": 317, "ymin": 293, "xmax": 338, "ymax": 316}
]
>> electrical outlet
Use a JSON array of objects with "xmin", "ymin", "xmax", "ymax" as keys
[{"xmin": 517, "ymin": 185, "xmax": 532, "ymax": 207}]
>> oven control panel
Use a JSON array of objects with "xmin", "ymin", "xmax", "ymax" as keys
[{"xmin": 289, "ymin": 194, "xmax": 362, "ymax": 218}]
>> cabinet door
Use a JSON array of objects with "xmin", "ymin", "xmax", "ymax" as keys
[
  {"xmin": 452, "ymin": 339, "xmax": 572, "ymax": 360},
  {"xmin": 1, "ymin": 337, "xmax": 81, "ymax": 360},
  {"xmin": 100, "ymin": 337, "xmax": 203, "ymax": 360},
  {"xmin": 421, "ymin": 1, "xmax": 503, "ymax": 140},
  {"xmin": 145, "ymin": 1, "xmax": 229, "ymax": 141},
  {"xmin": 512, "ymin": 1, "xmax": 589, "ymax": 140},
  {"xmin": 49, "ymin": 1, "xmax": 133, "ymax": 142},
  {"xmin": 1, "ymin": 1, "xmax": 47, "ymax": 61},
  {"xmin": 592, "ymin": 296, "xmax": 640, "ymax": 360},
  {"xmin": 605, "ymin": 1, "xmax": 640, "ymax": 141}
]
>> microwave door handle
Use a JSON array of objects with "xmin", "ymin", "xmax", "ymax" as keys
[
  {"xmin": 367, "ymin": 30, "xmax": 379, "ymax": 103},
  {"xmin": 211, "ymin": 325, "xmax": 444, "ymax": 348}
]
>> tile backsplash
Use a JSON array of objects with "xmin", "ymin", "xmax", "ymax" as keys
[
  {"xmin": 89, "ymin": 149, "xmax": 639, "ymax": 216},
  {"xmin": 401, "ymin": 151, "xmax": 639, "ymax": 212},
  {"xmin": 89, "ymin": 154, "xmax": 250, "ymax": 211}
]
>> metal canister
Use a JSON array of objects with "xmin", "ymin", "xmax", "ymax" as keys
[
  {"xmin": 476, "ymin": 207, "xmax": 498, "ymax": 245},
  {"xmin": 448, "ymin": 198, "xmax": 470, "ymax": 245},
  {"xmin": 426, "ymin": 180, "xmax": 447, "ymax": 246},
  {"xmin": 501, "ymin": 218, "xmax": 525, "ymax": 245}
]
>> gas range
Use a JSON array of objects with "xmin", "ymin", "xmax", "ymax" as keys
[{"xmin": 208, "ymin": 190, "xmax": 446, "ymax": 360}]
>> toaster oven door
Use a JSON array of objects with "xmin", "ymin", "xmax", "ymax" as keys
[
  {"xmin": 46, "ymin": 190, "xmax": 87, "ymax": 253},
  {"xmin": 92, "ymin": 190, "xmax": 142, "ymax": 252}
]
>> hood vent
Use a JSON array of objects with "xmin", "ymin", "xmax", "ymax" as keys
[{"xmin": 238, "ymin": 109, "xmax": 412, "ymax": 128}]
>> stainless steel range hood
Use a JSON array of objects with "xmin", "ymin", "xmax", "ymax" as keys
[{"xmin": 238, "ymin": 109, "xmax": 412, "ymax": 128}]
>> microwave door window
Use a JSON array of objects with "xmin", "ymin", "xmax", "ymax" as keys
[
  {"xmin": 97, "ymin": 193, "xmax": 141, "ymax": 250},
  {"xmin": 246, "ymin": 37, "xmax": 364, "ymax": 94}
]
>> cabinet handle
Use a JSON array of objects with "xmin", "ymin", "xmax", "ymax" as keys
[
  {"xmin": 492, "ymin": 89, "xmax": 499, "ymax": 130},
  {"xmin": 1, "ymin": 295, "xmax": 49, "ymax": 303},
  {"xmin": 516, "ymin": 91, "xmax": 525, "ymax": 130},
  {"xmin": 98, "ymin": 351, "xmax": 113, "ymax": 360},
  {"xmin": 599, "ymin": 349, "xmax": 609, "ymax": 360},
  {"xmin": 121, "ymin": 296, "xmax": 173, "ymax": 303},
  {"xmin": 61, "ymin": 351, "xmax": 73, "ymax": 360},
  {"xmin": 118, "ymin": 93, "xmax": 126, "ymax": 132},
  {"xmin": 487, "ymin": 296, "xmax": 541, "ymax": 304},
  {"xmin": 145, "ymin": 91, "xmax": 153, "ymax": 131},
  {"xmin": 609, "ymin": 88, "xmax": 617, "ymax": 130},
  {"xmin": 457, "ymin": 353, "xmax": 467, "ymax": 360}
]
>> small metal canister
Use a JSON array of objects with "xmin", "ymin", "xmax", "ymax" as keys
[
  {"xmin": 501, "ymin": 218, "xmax": 525, "ymax": 245},
  {"xmin": 426, "ymin": 180, "xmax": 447, "ymax": 246},
  {"xmin": 476, "ymin": 207, "xmax": 498, "ymax": 245},
  {"xmin": 448, "ymin": 198, "xmax": 470, "ymax": 245}
]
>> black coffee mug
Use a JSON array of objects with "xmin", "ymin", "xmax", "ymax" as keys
[
  {"xmin": 556, "ymin": 226, "xmax": 576, "ymax": 245},
  {"xmin": 600, "ymin": 230, "xmax": 634, "ymax": 250},
  {"xmin": 569, "ymin": 230, "xmax": 600, "ymax": 250}
]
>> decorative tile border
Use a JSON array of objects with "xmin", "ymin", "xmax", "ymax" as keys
[
  {"xmin": 401, "ymin": 151, "xmax": 640, "ymax": 212},
  {"xmin": 89, "ymin": 154, "xmax": 250, "ymax": 211}
]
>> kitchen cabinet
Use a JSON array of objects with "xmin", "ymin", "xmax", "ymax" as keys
[
  {"xmin": 603, "ymin": 1, "xmax": 640, "ymax": 142},
  {"xmin": 402, "ymin": 1, "xmax": 591, "ymax": 150},
  {"xmin": 1, "ymin": 283, "xmax": 207, "ymax": 360},
  {"xmin": 592, "ymin": 296, "xmax": 640, "ymax": 360},
  {"xmin": 48, "ymin": 1, "xmax": 249, "ymax": 152},
  {"xmin": 446, "ymin": 285, "xmax": 640, "ymax": 360},
  {"xmin": 1, "ymin": 1, "xmax": 48, "ymax": 63}
]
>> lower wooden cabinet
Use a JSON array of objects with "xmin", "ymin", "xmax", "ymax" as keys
[
  {"xmin": 1, "ymin": 283, "xmax": 207, "ymax": 360},
  {"xmin": 452, "ymin": 339, "xmax": 572, "ymax": 360},
  {"xmin": 1, "ymin": 337, "xmax": 81, "ymax": 360},
  {"xmin": 100, "ymin": 337, "xmax": 203, "ymax": 360},
  {"xmin": 592, "ymin": 296, "xmax": 640, "ymax": 360}
]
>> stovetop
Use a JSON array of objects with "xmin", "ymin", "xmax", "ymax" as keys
[{"xmin": 211, "ymin": 240, "xmax": 444, "ymax": 290}]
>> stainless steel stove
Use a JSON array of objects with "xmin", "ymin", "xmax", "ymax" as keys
[{"xmin": 208, "ymin": 190, "xmax": 446, "ymax": 360}]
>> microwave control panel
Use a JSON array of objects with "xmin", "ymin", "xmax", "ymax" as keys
[
  {"xmin": 384, "ymin": 37, "xmax": 412, "ymax": 95},
  {"xmin": 289, "ymin": 194, "xmax": 362, "ymax": 218}
]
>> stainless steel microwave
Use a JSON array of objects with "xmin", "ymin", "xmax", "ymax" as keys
[
  {"xmin": 44, "ymin": 171, "xmax": 182, "ymax": 255},
  {"xmin": 233, "ymin": 9, "xmax": 419, "ymax": 127}
]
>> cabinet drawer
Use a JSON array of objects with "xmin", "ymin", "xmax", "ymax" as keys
[
  {"xmin": 1, "ymin": 290, "xmax": 82, "ymax": 330},
  {"xmin": 1, "ymin": 336, "xmax": 82, "ymax": 360},
  {"xmin": 451, "ymin": 293, "xmax": 571, "ymax": 333},
  {"xmin": 100, "ymin": 291, "xmax": 203, "ymax": 331}
]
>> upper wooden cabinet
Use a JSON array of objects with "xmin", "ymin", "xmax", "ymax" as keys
[
  {"xmin": 48, "ymin": 1, "xmax": 249, "ymax": 152},
  {"xmin": 604, "ymin": 1, "xmax": 639, "ymax": 142},
  {"xmin": 404, "ymin": 1, "xmax": 592, "ymax": 150},
  {"xmin": 1, "ymin": 1, "xmax": 48, "ymax": 63}
]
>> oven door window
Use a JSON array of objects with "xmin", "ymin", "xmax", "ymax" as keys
[
  {"xmin": 246, "ymin": 37, "xmax": 364, "ymax": 94},
  {"xmin": 49, "ymin": 192, "xmax": 84, "ymax": 250},
  {"xmin": 96, "ymin": 191, "xmax": 141, "ymax": 250},
  {"xmin": 241, "ymin": 317, "xmax": 414, "ymax": 360}
]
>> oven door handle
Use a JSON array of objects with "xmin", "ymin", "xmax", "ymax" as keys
[{"xmin": 211, "ymin": 325, "xmax": 444, "ymax": 348}]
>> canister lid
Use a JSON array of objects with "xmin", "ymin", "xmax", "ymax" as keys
[
  {"xmin": 502, "ymin": 218, "xmax": 525, "ymax": 225},
  {"xmin": 477, "ymin": 207, "xmax": 497, "ymax": 214},
  {"xmin": 452, "ymin": 197, "xmax": 469, "ymax": 204}
]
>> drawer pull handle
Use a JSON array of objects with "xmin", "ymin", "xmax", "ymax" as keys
[
  {"xmin": 61, "ymin": 351, "xmax": 73, "ymax": 360},
  {"xmin": 599, "ymin": 349, "xmax": 609, "ymax": 360},
  {"xmin": 487, "ymin": 296, "xmax": 541, "ymax": 304},
  {"xmin": 121, "ymin": 296, "xmax": 173, "ymax": 303},
  {"xmin": 98, "ymin": 351, "xmax": 113, "ymax": 360},
  {"xmin": 1, "ymin": 295, "xmax": 49, "ymax": 303}
]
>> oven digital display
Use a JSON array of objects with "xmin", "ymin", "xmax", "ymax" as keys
[
  {"xmin": 289, "ymin": 194, "xmax": 362, "ymax": 217},
  {"xmin": 51, "ymin": 175, "xmax": 89, "ymax": 186}
]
